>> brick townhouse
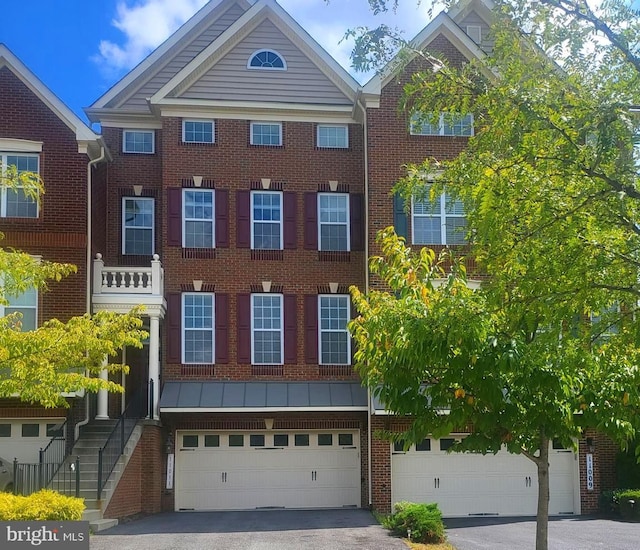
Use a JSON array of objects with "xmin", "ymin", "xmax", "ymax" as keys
[{"xmin": 0, "ymin": 0, "xmax": 615, "ymax": 521}]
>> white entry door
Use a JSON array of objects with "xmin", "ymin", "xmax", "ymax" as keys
[
  {"xmin": 175, "ymin": 430, "xmax": 361, "ymax": 511},
  {"xmin": 391, "ymin": 436, "xmax": 577, "ymax": 517}
]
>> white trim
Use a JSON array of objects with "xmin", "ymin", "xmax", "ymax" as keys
[
  {"xmin": 0, "ymin": 285, "xmax": 38, "ymax": 332},
  {"xmin": 0, "ymin": 152, "xmax": 40, "ymax": 218},
  {"xmin": 247, "ymin": 48, "xmax": 287, "ymax": 70},
  {"xmin": 182, "ymin": 188, "xmax": 215, "ymax": 248},
  {"xmin": 122, "ymin": 196, "xmax": 155, "ymax": 255},
  {"xmin": 122, "ymin": 129, "xmax": 155, "ymax": 154},
  {"xmin": 318, "ymin": 294, "xmax": 352, "ymax": 366},
  {"xmin": 181, "ymin": 292, "xmax": 215, "ymax": 365},
  {"xmin": 466, "ymin": 24, "xmax": 482, "ymax": 43},
  {"xmin": 250, "ymin": 121, "xmax": 282, "ymax": 146},
  {"xmin": 97, "ymin": 118, "xmax": 163, "ymax": 129},
  {"xmin": 0, "ymin": 139, "xmax": 43, "ymax": 153},
  {"xmin": 182, "ymin": 119, "xmax": 215, "ymax": 144},
  {"xmin": 316, "ymin": 124, "xmax": 349, "ymax": 148},
  {"xmin": 317, "ymin": 192, "xmax": 350, "ymax": 251},
  {"xmin": 161, "ymin": 406, "xmax": 369, "ymax": 413},
  {"xmin": 411, "ymin": 191, "xmax": 467, "ymax": 246},
  {"xmin": 250, "ymin": 292, "xmax": 284, "ymax": 366},
  {"xmin": 409, "ymin": 113, "xmax": 474, "ymax": 137}
]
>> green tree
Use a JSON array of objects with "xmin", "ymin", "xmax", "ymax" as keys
[
  {"xmin": 347, "ymin": 1, "xmax": 640, "ymax": 549},
  {"xmin": 0, "ymin": 169, "xmax": 146, "ymax": 408}
]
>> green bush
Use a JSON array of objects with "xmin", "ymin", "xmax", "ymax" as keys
[
  {"xmin": 616, "ymin": 440, "xmax": 640, "ymax": 489},
  {"xmin": 618, "ymin": 489, "xmax": 640, "ymax": 521},
  {"xmin": 599, "ymin": 489, "xmax": 625, "ymax": 515},
  {"xmin": 382, "ymin": 501, "xmax": 445, "ymax": 543},
  {"xmin": 0, "ymin": 490, "xmax": 84, "ymax": 521}
]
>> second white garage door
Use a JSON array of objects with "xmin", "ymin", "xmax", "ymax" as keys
[
  {"xmin": 175, "ymin": 430, "xmax": 361, "ymax": 511},
  {"xmin": 392, "ymin": 436, "xmax": 578, "ymax": 517}
]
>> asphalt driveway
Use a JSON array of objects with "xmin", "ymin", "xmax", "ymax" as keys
[
  {"xmin": 90, "ymin": 509, "xmax": 408, "ymax": 550},
  {"xmin": 445, "ymin": 516, "xmax": 640, "ymax": 550}
]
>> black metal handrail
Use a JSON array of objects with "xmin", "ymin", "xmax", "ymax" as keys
[
  {"xmin": 97, "ymin": 382, "xmax": 149, "ymax": 500},
  {"xmin": 39, "ymin": 419, "xmax": 68, "ymax": 486},
  {"xmin": 13, "ymin": 456, "xmax": 80, "ymax": 498}
]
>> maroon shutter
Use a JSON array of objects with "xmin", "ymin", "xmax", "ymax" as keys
[
  {"xmin": 283, "ymin": 192, "xmax": 297, "ymax": 249},
  {"xmin": 350, "ymin": 193, "xmax": 364, "ymax": 251},
  {"xmin": 166, "ymin": 293, "xmax": 181, "ymax": 363},
  {"xmin": 236, "ymin": 190, "xmax": 251, "ymax": 248},
  {"xmin": 304, "ymin": 192, "xmax": 318, "ymax": 250},
  {"xmin": 304, "ymin": 294, "xmax": 318, "ymax": 364},
  {"xmin": 215, "ymin": 294, "xmax": 229, "ymax": 364},
  {"xmin": 237, "ymin": 293, "xmax": 251, "ymax": 363},
  {"xmin": 215, "ymin": 189, "xmax": 229, "ymax": 248},
  {"xmin": 284, "ymin": 294, "xmax": 297, "ymax": 364},
  {"xmin": 167, "ymin": 188, "xmax": 182, "ymax": 247}
]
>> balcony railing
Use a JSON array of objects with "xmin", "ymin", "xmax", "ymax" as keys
[{"xmin": 93, "ymin": 254, "xmax": 163, "ymax": 296}]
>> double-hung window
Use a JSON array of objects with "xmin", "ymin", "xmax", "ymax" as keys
[
  {"xmin": 1, "ymin": 153, "xmax": 39, "ymax": 218},
  {"xmin": 317, "ymin": 125, "xmax": 348, "ymax": 148},
  {"xmin": 252, "ymin": 294, "xmax": 283, "ymax": 365},
  {"xmin": 2, "ymin": 287, "xmax": 37, "ymax": 331},
  {"xmin": 182, "ymin": 293, "xmax": 214, "ymax": 364},
  {"xmin": 318, "ymin": 193, "xmax": 349, "ymax": 251},
  {"xmin": 590, "ymin": 303, "xmax": 620, "ymax": 338},
  {"xmin": 122, "ymin": 197, "xmax": 154, "ymax": 255},
  {"xmin": 183, "ymin": 189, "xmax": 214, "ymax": 248},
  {"xmin": 319, "ymin": 295, "xmax": 350, "ymax": 365},
  {"xmin": 410, "ymin": 112, "xmax": 474, "ymax": 137},
  {"xmin": 123, "ymin": 130, "xmax": 154, "ymax": 153},
  {"xmin": 183, "ymin": 120, "xmax": 214, "ymax": 144},
  {"xmin": 251, "ymin": 191, "xmax": 282, "ymax": 250},
  {"xmin": 412, "ymin": 187, "xmax": 467, "ymax": 245},
  {"xmin": 250, "ymin": 123, "xmax": 282, "ymax": 146}
]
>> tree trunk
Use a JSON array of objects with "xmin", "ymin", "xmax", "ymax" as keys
[{"xmin": 535, "ymin": 432, "xmax": 550, "ymax": 550}]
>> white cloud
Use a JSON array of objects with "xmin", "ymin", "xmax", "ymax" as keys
[{"xmin": 94, "ymin": 0, "xmax": 208, "ymax": 74}]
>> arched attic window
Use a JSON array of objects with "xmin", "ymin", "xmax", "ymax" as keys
[{"xmin": 247, "ymin": 49, "xmax": 287, "ymax": 70}]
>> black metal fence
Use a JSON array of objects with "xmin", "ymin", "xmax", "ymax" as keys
[
  {"xmin": 97, "ymin": 382, "xmax": 149, "ymax": 500},
  {"xmin": 13, "ymin": 456, "xmax": 80, "ymax": 497}
]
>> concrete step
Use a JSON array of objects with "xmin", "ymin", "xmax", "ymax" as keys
[
  {"xmin": 82, "ymin": 509, "xmax": 102, "ymax": 522},
  {"xmin": 90, "ymin": 519, "xmax": 118, "ymax": 532}
]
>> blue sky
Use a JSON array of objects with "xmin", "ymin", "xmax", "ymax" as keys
[{"xmin": 0, "ymin": 0, "xmax": 433, "ymax": 126}]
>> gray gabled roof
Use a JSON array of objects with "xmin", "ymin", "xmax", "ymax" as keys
[{"xmin": 159, "ymin": 381, "xmax": 368, "ymax": 412}]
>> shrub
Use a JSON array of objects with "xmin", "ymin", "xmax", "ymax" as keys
[
  {"xmin": 382, "ymin": 501, "xmax": 445, "ymax": 543},
  {"xmin": 0, "ymin": 490, "xmax": 84, "ymax": 521},
  {"xmin": 618, "ymin": 489, "xmax": 640, "ymax": 521}
]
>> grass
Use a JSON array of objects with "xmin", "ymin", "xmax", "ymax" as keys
[{"xmin": 405, "ymin": 540, "xmax": 457, "ymax": 550}]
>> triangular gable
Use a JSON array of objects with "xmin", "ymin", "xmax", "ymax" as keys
[
  {"xmin": 89, "ymin": 0, "xmax": 253, "ymax": 113},
  {"xmin": 150, "ymin": 0, "xmax": 360, "ymax": 107},
  {"xmin": 0, "ymin": 43, "xmax": 101, "ymax": 156}
]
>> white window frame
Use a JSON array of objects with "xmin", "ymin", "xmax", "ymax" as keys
[
  {"xmin": 318, "ymin": 294, "xmax": 351, "ymax": 366},
  {"xmin": 182, "ymin": 189, "xmax": 215, "ymax": 248},
  {"xmin": 318, "ymin": 192, "xmax": 350, "ymax": 251},
  {"xmin": 466, "ymin": 25, "xmax": 482, "ymax": 43},
  {"xmin": 251, "ymin": 190, "xmax": 283, "ymax": 250},
  {"xmin": 182, "ymin": 292, "xmax": 215, "ymax": 364},
  {"xmin": 0, "ymin": 284, "xmax": 38, "ymax": 332},
  {"xmin": 182, "ymin": 120, "xmax": 215, "ymax": 144},
  {"xmin": 317, "ymin": 125, "xmax": 349, "ymax": 148},
  {"xmin": 251, "ymin": 293, "xmax": 284, "ymax": 365},
  {"xmin": 250, "ymin": 122, "xmax": 283, "ymax": 146},
  {"xmin": 122, "ymin": 130, "xmax": 155, "ymax": 154},
  {"xmin": 410, "ymin": 112, "xmax": 474, "ymax": 137},
  {"xmin": 122, "ymin": 197, "xmax": 155, "ymax": 255},
  {"xmin": 0, "ymin": 152, "xmax": 40, "ymax": 218},
  {"xmin": 411, "ymin": 188, "xmax": 467, "ymax": 246},
  {"xmin": 247, "ymin": 49, "xmax": 287, "ymax": 70}
]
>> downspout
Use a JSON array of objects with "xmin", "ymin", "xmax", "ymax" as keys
[
  {"xmin": 75, "ymin": 146, "xmax": 106, "ymax": 442},
  {"xmin": 355, "ymin": 90, "xmax": 373, "ymax": 508}
]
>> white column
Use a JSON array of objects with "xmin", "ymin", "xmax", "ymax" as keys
[
  {"xmin": 96, "ymin": 356, "xmax": 109, "ymax": 420},
  {"xmin": 149, "ymin": 314, "xmax": 160, "ymax": 419}
]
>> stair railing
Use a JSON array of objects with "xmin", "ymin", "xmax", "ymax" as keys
[{"xmin": 97, "ymin": 382, "xmax": 148, "ymax": 500}]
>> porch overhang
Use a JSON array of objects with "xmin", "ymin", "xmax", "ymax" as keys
[{"xmin": 159, "ymin": 381, "xmax": 368, "ymax": 413}]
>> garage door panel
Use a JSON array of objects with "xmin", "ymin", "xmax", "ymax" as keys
[{"xmin": 392, "ymin": 437, "xmax": 576, "ymax": 517}]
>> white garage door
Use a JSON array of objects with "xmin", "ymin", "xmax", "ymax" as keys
[
  {"xmin": 0, "ymin": 419, "xmax": 65, "ymax": 463},
  {"xmin": 175, "ymin": 430, "xmax": 361, "ymax": 511},
  {"xmin": 392, "ymin": 436, "xmax": 577, "ymax": 517}
]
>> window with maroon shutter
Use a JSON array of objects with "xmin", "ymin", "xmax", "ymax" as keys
[
  {"xmin": 283, "ymin": 192, "xmax": 297, "ymax": 249},
  {"xmin": 304, "ymin": 193, "xmax": 317, "ymax": 250},
  {"xmin": 284, "ymin": 294, "xmax": 297, "ymax": 363},
  {"xmin": 304, "ymin": 294, "xmax": 318, "ymax": 364},
  {"xmin": 183, "ymin": 293, "xmax": 214, "ymax": 364},
  {"xmin": 350, "ymin": 193, "xmax": 365, "ymax": 251},
  {"xmin": 166, "ymin": 293, "xmax": 181, "ymax": 363},
  {"xmin": 236, "ymin": 190, "xmax": 251, "ymax": 248},
  {"xmin": 318, "ymin": 192, "xmax": 349, "ymax": 251},
  {"xmin": 167, "ymin": 188, "xmax": 182, "ymax": 247},
  {"xmin": 215, "ymin": 293, "xmax": 229, "ymax": 364},
  {"xmin": 319, "ymin": 294, "xmax": 351, "ymax": 365},
  {"xmin": 237, "ymin": 293, "xmax": 251, "ymax": 363},
  {"xmin": 215, "ymin": 189, "xmax": 229, "ymax": 248}
]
